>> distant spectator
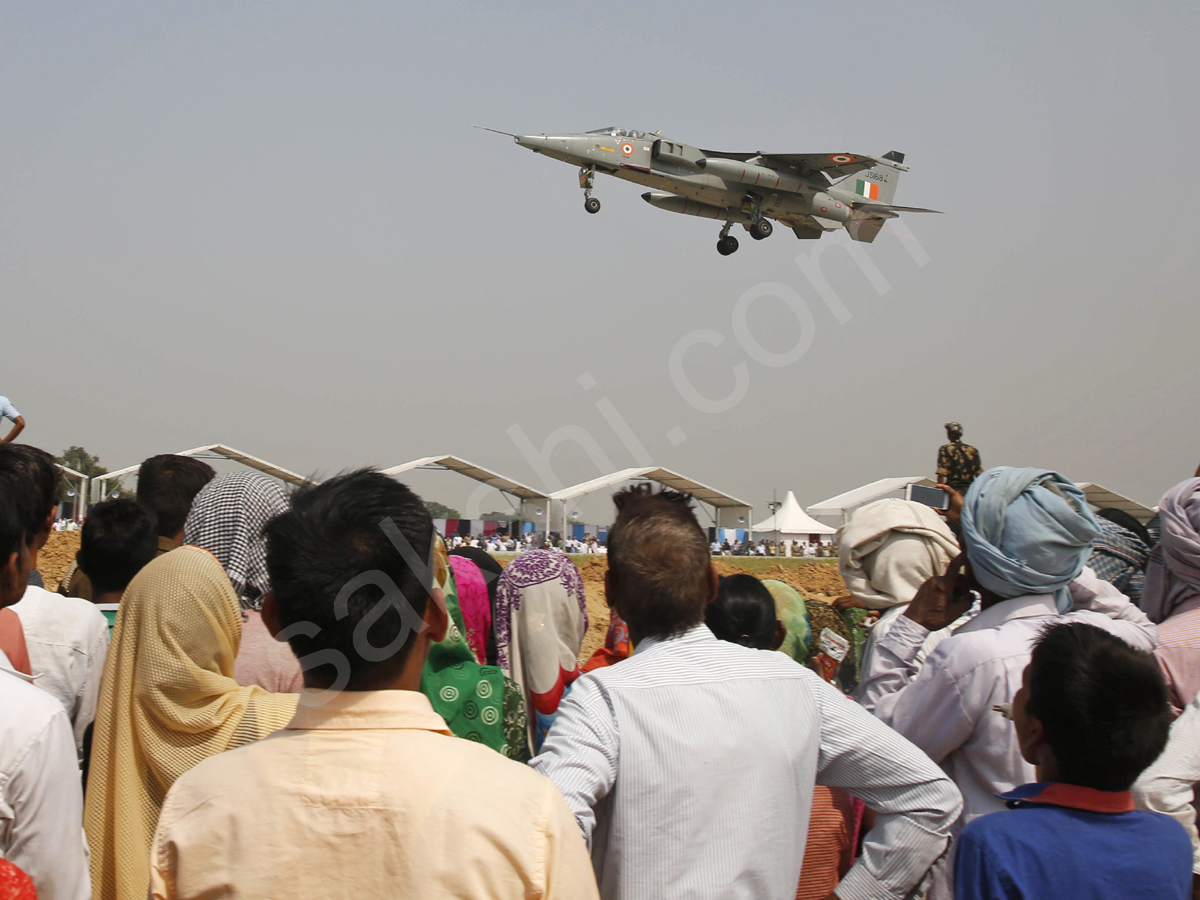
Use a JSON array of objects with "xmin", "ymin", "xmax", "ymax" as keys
[
  {"xmin": 1087, "ymin": 507, "xmax": 1152, "ymax": 606},
  {"xmin": 955, "ymin": 622, "xmax": 1189, "ymax": 900},
  {"xmin": 77, "ymin": 499, "xmax": 159, "ymax": 605},
  {"xmin": 0, "ymin": 464, "xmax": 91, "ymax": 900},
  {"xmin": 1145, "ymin": 478, "xmax": 1200, "ymax": 710},
  {"xmin": 936, "ymin": 421, "xmax": 983, "ymax": 496},
  {"xmin": 0, "ymin": 395, "xmax": 24, "ymax": 445},
  {"xmin": 184, "ymin": 473, "xmax": 302, "ymax": 694},
  {"xmin": 3, "ymin": 444, "xmax": 109, "ymax": 758},
  {"xmin": 64, "ymin": 453, "xmax": 215, "ymax": 600}
]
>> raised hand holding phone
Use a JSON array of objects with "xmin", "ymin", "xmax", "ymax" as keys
[{"xmin": 903, "ymin": 553, "xmax": 973, "ymax": 631}]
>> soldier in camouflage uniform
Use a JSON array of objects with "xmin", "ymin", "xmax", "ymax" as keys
[{"xmin": 936, "ymin": 421, "xmax": 983, "ymax": 495}]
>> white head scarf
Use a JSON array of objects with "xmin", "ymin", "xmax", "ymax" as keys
[{"xmin": 838, "ymin": 498, "xmax": 960, "ymax": 609}]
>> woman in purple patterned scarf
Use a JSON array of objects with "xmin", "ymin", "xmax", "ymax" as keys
[{"xmin": 494, "ymin": 551, "xmax": 588, "ymax": 754}]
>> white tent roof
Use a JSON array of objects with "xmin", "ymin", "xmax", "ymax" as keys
[
  {"xmin": 807, "ymin": 476, "xmax": 937, "ymax": 526},
  {"xmin": 380, "ymin": 455, "xmax": 550, "ymax": 500},
  {"xmin": 92, "ymin": 444, "xmax": 314, "ymax": 502},
  {"xmin": 753, "ymin": 491, "xmax": 836, "ymax": 535},
  {"xmin": 550, "ymin": 467, "xmax": 751, "ymax": 508},
  {"xmin": 1074, "ymin": 483, "xmax": 1156, "ymax": 523}
]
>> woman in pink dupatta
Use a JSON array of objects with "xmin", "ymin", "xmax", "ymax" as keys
[{"xmin": 447, "ymin": 555, "xmax": 492, "ymax": 664}]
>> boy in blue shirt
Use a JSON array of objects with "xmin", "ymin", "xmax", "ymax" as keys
[{"xmin": 955, "ymin": 621, "xmax": 1191, "ymax": 899}]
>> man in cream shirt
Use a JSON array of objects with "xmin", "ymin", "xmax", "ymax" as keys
[{"xmin": 150, "ymin": 470, "xmax": 598, "ymax": 900}]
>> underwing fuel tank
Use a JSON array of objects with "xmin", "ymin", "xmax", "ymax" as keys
[
  {"xmin": 641, "ymin": 192, "xmax": 752, "ymax": 223},
  {"xmin": 695, "ymin": 158, "xmax": 850, "ymax": 222},
  {"xmin": 696, "ymin": 157, "xmax": 803, "ymax": 193}
]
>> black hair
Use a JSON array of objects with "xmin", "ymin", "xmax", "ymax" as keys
[
  {"xmin": 0, "ymin": 444, "xmax": 60, "ymax": 535},
  {"xmin": 1026, "ymin": 621, "xmax": 1172, "ymax": 791},
  {"xmin": 0, "ymin": 468, "xmax": 33, "ymax": 590},
  {"xmin": 449, "ymin": 546, "xmax": 503, "ymax": 665},
  {"xmin": 263, "ymin": 468, "xmax": 435, "ymax": 690},
  {"xmin": 707, "ymin": 574, "xmax": 777, "ymax": 650},
  {"xmin": 136, "ymin": 455, "xmax": 216, "ymax": 539},
  {"xmin": 78, "ymin": 499, "xmax": 159, "ymax": 595},
  {"xmin": 606, "ymin": 483, "xmax": 711, "ymax": 639},
  {"xmin": 1096, "ymin": 508, "xmax": 1154, "ymax": 549}
]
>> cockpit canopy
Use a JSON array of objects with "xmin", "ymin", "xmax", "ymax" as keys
[{"xmin": 587, "ymin": 126, "xmax": 645, "ymax": 140}]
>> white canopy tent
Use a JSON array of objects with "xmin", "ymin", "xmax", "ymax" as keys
[
  {"xmin": 91, "ymin": 444, "xmax": 314, "ymax": 503},
  {"xmin": 807, "ymin": 476, "xmax": 938, "ymax": 528},
  {"xmin": 753, "ymin": 491, "xmax": 836, "ymax": 548},
  {"xmin": 549, "ymin": 467, "xmax": 753, "ymax": 543},
  {"xmin": 1074, "ymin": 483, "xmax": 1157, "ymax": 523},
  {"xmin": 379, "ymin": 455, "xmax": 552, "ymax": 532},
  {"xmin": 56, "ymin": 464, "xmax": 89, "ymax": 519}
]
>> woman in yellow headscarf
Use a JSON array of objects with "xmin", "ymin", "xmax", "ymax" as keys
[{"xmin": 83, "ymin": 545, "xmax": 298, "ymax": 900}]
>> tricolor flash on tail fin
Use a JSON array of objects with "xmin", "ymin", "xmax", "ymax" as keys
[{"xmin": 839, "ymin": 150, "xmax": 906, "ymax": 205}]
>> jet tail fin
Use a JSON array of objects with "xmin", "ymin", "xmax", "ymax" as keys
[{"xmin": 835, "ymin": 150, "xmax": 906, "ymax": 205}]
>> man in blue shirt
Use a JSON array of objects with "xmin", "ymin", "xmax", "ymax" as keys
[
  {"xmin": 0, "ymin": 396, "xmax": 24, "ymax": 445},
  {"xmin": 955, "ymin": 621, "xmax": 1192, "ymax": 899}
]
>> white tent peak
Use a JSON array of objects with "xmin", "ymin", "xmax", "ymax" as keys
[{"xmin": 753, "ymin": 491, "xmax": 836, "ymax": 535}]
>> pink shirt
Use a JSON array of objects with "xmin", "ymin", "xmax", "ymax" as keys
[{"xmin": 1155, "ymin": 597, "xmax": 1200, "ymax": 711}]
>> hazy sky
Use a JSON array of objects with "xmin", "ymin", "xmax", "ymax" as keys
[{"xmin": 4, "ymin": 1, "xmax": 1197, "ymax": 522}]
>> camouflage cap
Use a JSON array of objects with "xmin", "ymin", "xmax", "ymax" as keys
[{"xmin": 945, "ymin": 421, "xmax": 963, "ymax": 433}]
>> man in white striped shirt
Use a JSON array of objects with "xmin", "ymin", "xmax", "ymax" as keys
[{"xmin": 532, "ymin": 484, "xmax": 962, "ymax": 900}]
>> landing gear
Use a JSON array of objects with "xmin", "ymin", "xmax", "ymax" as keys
[
  {"xmin": 750, "ymin": 219, "xmax": 773, "ymax": 240},
  {"xmin": 717, "ymin": 220, "xmax": 739, "ymax": 256},
  {"xmin": 579, "ymin": 165, "xmax": 599, "ymax": 213}
]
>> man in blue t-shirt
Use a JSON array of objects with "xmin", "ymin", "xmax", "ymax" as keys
[
  {"xmin": 0, "ymin": 396, "xmax": 23, "ymax": 445},
  {"xmin": 955, "ymin": 621, "xmax": 1192, "ymax": 899}
]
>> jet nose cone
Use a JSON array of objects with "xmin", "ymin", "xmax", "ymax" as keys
[{"xmin": 515, "ymin": 134, "xmax": 553, "ymax": 151}]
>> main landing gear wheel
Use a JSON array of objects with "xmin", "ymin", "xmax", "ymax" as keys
[
  {"xmin": 750, "ymin": 219, "xmax": 773, "ymax": 240},
  {"xmin": 717, "ymin": 235, "xmax": 739, "ymax": 256},
  {"xmin": 584, "ymin": 196, "xmax": 601, "ymax": 214}
]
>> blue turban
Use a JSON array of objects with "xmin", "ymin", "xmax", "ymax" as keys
[{"xmin": 961, "ymin": 467, "xmax": 1100, "ymax": 613}]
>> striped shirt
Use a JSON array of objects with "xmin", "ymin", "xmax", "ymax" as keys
[
  {"xmin": 1155, "ymin": 596, "xmax": 1200, "ymax": 711},
  {"xmin": 531, "ymin": 624, "xmax": 962, "ymax": 900}
]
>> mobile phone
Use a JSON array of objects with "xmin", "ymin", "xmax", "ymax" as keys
[{"xmin": 906, "ymin": 483, "xmax": 950, "ymax": 510}]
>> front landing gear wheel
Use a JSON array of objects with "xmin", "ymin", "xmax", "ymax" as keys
[
  {"xmin": 750, "ymin": 219, "xmax": 773, "ymax": 240},
  {"xmin": 584, "ymin": 197, "xmax": 601, "ymax": 214},
  {"xmin": 717, "ymin": 236, "xmax": 739, "ymax": 256}
]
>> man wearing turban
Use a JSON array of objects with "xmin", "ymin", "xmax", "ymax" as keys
[{"xmin": 858, "ymin": 467, "xmax": 1157, "ymax": 898}]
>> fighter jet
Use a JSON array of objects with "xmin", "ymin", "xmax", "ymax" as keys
[{"xmin": 477, "ymin": 125, "xmax": 939, "ymax": 255}]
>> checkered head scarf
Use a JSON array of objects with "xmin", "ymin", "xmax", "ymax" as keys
[{"xmin": 183, "ymin": 472, "xmax": 289, "ymax": 610}]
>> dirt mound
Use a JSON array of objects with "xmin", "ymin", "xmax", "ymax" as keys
[
  {"xmin": 558, "ymin": 556, "xmax": 846, "ymax": 662},
  {"xmin": 39, "ymin": 531, "xmax": 82, "ymax": 593}
]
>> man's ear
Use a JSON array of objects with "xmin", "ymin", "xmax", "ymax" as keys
[
  {"xmin": 772, "ymin": 620, "xmax": 786, "ymax": 651},
  {"xmin": 425, "ymin": 588, "xmax": 450, "ymax": 643},
  {"xmin": 0, "ymin": 546, "xmax": 29, "ymax": 609},
  {"xmin": 704, "ymin": 565, "xmax": 719, "ymax": 606},
  {"xmin": 261, "ymin": 590, "xmax": 285, "ymax": 641},
  {"xmin": 1017, "ymin": 713, "xmax": 1047, "ymax": 767}
]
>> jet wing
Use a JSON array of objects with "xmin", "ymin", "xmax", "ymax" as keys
[
  {"xmin": 698, "ymin": 150, "xmax": 880, "ymax": 180},
  {"xmin": 759, "ymin": 153, "xmax": 881, "ymax": 179},
  {"xmin": 854, "ymin": 203, "xmax": 942, "ymax": 213}
]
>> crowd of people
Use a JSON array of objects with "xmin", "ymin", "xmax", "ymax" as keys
[{"xmin": 1, "ymin": 439, "xmax": 1198, "ymax": 900}]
